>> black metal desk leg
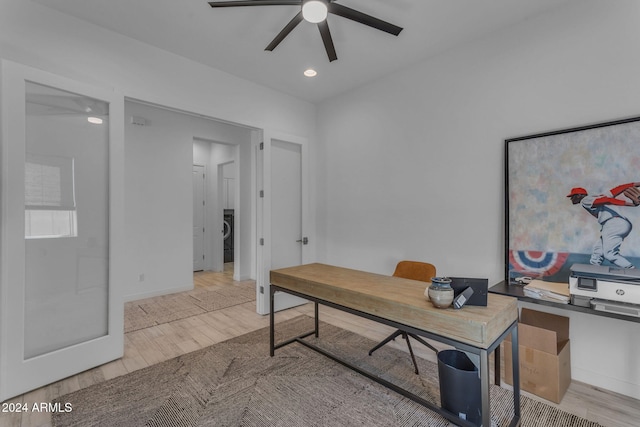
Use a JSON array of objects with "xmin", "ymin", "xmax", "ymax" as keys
[
  {"xmin": 480, "ymin": 349, "xmax": 490, "ymax": 427},
  {"xmin": 494, "ymin": 346, "xmax": 501, "ymax": 386},
  {"xmin": 314, "ymin": 301, "xmax": 319, "ymax": 337},
  {"xmin": 511, "ymin": 324, "xmax": 521, "ymax": 419},
  {"xmin": 269, "ymin": 286, "xmax": 275, "ymax": 357}
]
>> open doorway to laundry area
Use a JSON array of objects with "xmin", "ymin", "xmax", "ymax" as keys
[
  {"xmin": 122, "ymin": 99, "xmax": 313, "ymax": 316},
  {"xmin": 123, "ymin": 100, "xmax": 257, "ymax": 307},
  {"xmin": 193, "ymin": 138, "xmax": 239, "ymax": 276}
]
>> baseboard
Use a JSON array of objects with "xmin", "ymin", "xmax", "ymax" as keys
[
  {"xmin": 572, "ymin": 366, "xmax": 640, "ymax": 400},
  {"xmin": 123, "ymin": 283, "xmax": 194, "ymax": 303}
]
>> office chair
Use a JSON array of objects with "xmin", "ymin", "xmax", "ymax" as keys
[{"xmin": 368, "ymin": 260, "xmax": 438, "ymax": 374}]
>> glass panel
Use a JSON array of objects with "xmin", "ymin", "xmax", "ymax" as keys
[{"xmin": 24, "ymin": 82, "xmax": 109, "ymax": 359}]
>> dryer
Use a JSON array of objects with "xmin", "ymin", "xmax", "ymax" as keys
[{"xmin": 223, "ymin": 209, "xmax": 234, "ymax": 263}]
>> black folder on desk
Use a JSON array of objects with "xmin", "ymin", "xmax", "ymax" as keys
[{"xmin": 449, "ymin": 277, "xmax": 488, "ymax": 306}]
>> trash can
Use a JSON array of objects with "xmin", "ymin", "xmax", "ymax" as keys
[{"xmin": 437, "ymin": 349, "xmax": 481, "ymax": 425}]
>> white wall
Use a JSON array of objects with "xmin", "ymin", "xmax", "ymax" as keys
[
  {"xmin": 0, "ymin": 1, "xmax": 316, "ymax": 300},
  {"xmin": 316, "ymin": 0, "xmax": 640, "ymax": 398},
  {"xmin": 0, "ymin": 1, "xmax": 315, "ymax": 135}
]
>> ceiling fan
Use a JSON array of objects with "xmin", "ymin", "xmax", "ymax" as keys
[{"xmin": 208, "ymin": 0, "xmax": 403, "ymax": 62}]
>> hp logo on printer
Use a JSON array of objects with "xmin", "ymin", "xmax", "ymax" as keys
[{"xmin": 616, "ymin": 289, "xmax": 625, "ymax": 296}]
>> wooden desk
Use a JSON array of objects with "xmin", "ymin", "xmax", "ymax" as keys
[{"xmin": 270, "ymin": 263, "xmax": 521, "ymax": 427}]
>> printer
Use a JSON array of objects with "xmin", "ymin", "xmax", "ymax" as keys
[{"xmin": 569, "ymin": 263, "xmax": 640, "ymax": 317}]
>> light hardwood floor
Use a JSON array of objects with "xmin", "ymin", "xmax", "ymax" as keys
[{"xmin": 1, "ymin": 266, "xmax": 638, "ymax": 427}]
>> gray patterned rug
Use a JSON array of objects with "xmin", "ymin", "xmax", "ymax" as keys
[
  {"xmin": 53, "ymin": 316, "xmax": 601, "ymax": 426},
  {"xmin": 124, "ymin": 283, "xmax": 255, "ymax": 333}
]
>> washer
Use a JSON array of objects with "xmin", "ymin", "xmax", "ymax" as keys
[{"xmin": 223, "ymin": 209, "xmax": 234, "ymax": 263}]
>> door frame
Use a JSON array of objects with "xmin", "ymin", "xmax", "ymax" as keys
[
  {"xmin": 0, "ymin": 60, "xmax": 125, "ymax": 401},
  {"xmin": 256, "ymin": 130, "xmax": 311, "ymax": 315},
  {"xmin": 217, "ymin": 160, "xmax": 236, "ymax": 272},
  {"xmin": 193, "ymin": 164, "xmax": 206, "ymax": 272}
]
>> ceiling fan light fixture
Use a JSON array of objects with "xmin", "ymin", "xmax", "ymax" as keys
[{"xmin": 302, "ymin": 0, "xmax": 328, "ymax": 24}]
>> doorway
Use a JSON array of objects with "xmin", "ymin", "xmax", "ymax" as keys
[
  {"xmin": 190, "ymin": 159, "xmax": 239, "ymax": 275},
  {"xmin": 193, "ymin": 139, "xmax": 241, "ymax": 277},
  {"xmin": 222, "ymin": 161, "xmax": 235, "ymax": 265},
  {"xmin": 121, "ymin": 101, "xmax": 255, "ymax": 303},
  {"xmin": 256, "ymin": 133, "xmax": 311, "ymax": 314}
]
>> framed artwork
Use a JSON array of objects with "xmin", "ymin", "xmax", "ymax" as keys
[{"xmin": 505, "ymin": 116, "xmax": 640, "ymax": 284}]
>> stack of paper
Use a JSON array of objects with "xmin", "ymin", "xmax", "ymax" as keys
[{"xmin": 523, "ymin": 279, "xmax": 570, "ymax": 304}]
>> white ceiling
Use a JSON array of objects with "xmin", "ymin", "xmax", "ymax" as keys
[{"xmin": 34, "ymin": 0, "xmax": 574, "ymax": 103}]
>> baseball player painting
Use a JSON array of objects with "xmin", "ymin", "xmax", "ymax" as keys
[{"xmin": 567, "ymin": 183, "xmax": 640, "ymax": 268}]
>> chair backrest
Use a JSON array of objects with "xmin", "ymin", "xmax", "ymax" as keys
[{"xmin": 392, "ymin": 261, "xmax": 436, "ymax": 283}]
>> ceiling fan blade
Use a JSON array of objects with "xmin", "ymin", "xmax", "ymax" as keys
[
  {"xmin": 317, "ymin": 20, "xmax": 337, "ymax": 62},
  {"xmin": 328, "ymin": 3, "xmax": 403, "ymax": 36},
  {"xmin": 265, "ymin": 11, "xmax": 304, "ymax": 51},
  {"xmin": 209, "ymin": 1, "xmax": 301, "ymax": 7}
]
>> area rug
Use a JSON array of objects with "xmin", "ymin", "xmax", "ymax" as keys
[
  {"xmin": 53, "ymin": 316, "xmax": 601, "ymax": 427},
  {"xmin": 124, "ymin": 283, "xmax": 255, "ymax": 333}
]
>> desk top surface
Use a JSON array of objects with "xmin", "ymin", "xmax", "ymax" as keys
[{"xmin": 270, "ymin": 263, "xmax": 518, "ymax": 348}]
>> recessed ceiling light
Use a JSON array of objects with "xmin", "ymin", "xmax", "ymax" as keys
[
  {"xmin": 87, "ymin": 116, "xmax": 103, "ymax": 124},
  {"xmin": 302, "ymin": 1, "xmax": 328, "ymax": 24},
  {"xmin": 304, "ymin": 69, "xmax": 318, "ymax": 77}
]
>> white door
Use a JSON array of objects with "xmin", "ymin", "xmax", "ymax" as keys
[
  {"xmin": 256, "ymin": 133, "xmax": 310, "ymax": 314},
  {"xmin": 271, "ymin": 140, "xmax": 303, "ymax": 269},
  {"xmin": 193, "ymin": 165, "xmax": 205, "ymax": 271},
  {"xmin": 0, "ymin": 61, "xmax": 125, "ymax": 401}
]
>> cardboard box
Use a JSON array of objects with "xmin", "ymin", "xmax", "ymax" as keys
[{"xmin": 503, "ymin": 308, "xmax": 571, "ymax": 403}]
